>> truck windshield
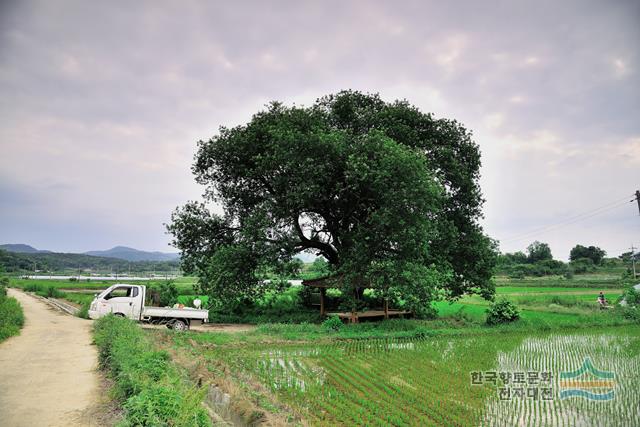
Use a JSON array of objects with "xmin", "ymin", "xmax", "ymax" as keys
[{"xmin": 104, "ymin": 287, "xmax": 138, "ymax": 299}]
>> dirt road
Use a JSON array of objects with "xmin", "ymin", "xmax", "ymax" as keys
[{"xmin": 0, "ymin": 289, "xmax": 100, "ymax": 427}]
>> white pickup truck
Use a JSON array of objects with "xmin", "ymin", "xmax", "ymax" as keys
[{"xmin": 88, "ymin": 284, "xmax": 208, "ymax": 330}]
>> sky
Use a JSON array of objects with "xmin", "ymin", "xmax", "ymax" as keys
[{"xmin": 0, "ymin": 0, "xmax": 638, "ymax": 259}]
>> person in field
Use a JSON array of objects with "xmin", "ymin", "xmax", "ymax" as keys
[{"xmin": 597, "ymin": 292, "xmax": 607, "ymax": 309}]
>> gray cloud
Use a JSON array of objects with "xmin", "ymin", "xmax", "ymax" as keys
[{"xmin": 1, "ymin": 0, "xmax": 638, "ymax": 257}]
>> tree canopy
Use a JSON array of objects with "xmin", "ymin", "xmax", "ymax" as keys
[
  {"xmin": 570, "ymin": 245, "xmax": 606, "ymax": 265},
  {"xmin": 168, "ymin": 91, "xmax": 496, "ymax": 314},
  {"xmin": 526, "ymin": 241, "xmax": 553, "ymax": 263}
]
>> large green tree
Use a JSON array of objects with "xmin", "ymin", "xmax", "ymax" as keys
[
  {"xmin": 168, "ymin": 91, "xmax": 496, "ymax": 314},
  {"xmin": 569, "ymin": 244, "xmax": 606, "ymax": 265},
  {"xmin": 526, "ymin": 241, "xmax": 553, "ymax": 263}
]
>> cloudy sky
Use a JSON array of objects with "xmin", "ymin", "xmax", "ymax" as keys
[{"xmin": 1, "ymin": 0, "xmax": 638, "ymax": 259}]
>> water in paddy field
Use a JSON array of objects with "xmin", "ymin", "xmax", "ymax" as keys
[
  {"xmin": 480, "ymin": 331, "xmax": 640, "ymax": 427},
  {"xmin": 242, "ymin": 327, "xmax": 640, "ymax": 426}
]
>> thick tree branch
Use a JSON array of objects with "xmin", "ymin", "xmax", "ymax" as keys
[{"xmin": 293, "ymin": 215, "xmax": 339, "ymax": 264}]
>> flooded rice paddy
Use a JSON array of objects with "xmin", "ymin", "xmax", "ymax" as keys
[{"xmin": 216, "ymin": 326, "xmax": 640, "ymax": 426}]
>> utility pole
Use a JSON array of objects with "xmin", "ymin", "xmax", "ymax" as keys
[
  {"xmin": 635, "ymin": 190, "xmax": 640, "ymax": 215},
  {"xmin": 631, "ymin": 245, "xmax": 637, "ymax": 279}
]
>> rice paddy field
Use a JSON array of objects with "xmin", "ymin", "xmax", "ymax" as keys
[{"xmin": 172, "ymin": 326, "xmax": 640, "ymax": 426}]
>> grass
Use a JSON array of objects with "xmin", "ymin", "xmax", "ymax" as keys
[
  {"xmin": 0, "ymin": 284, "xmax": 24, "ymax": 342},
  {"xmin": 494, "ymin": 274, "xmax": 628, "ymax": 288},
  {"xmin": 93, "ymin": 315, "xmax": 211, "ymax": 427},
  {"xmin": 495, "ymin": 286, "xmax": 622, "ymax": 294}
]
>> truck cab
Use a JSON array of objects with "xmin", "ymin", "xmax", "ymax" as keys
[{"xmin": 89, "ymin": 284, "xmax": 144, "ymax": 319}]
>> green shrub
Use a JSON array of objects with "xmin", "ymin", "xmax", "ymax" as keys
[
  {"xmin": 622, "ymin": 286, "xmax": 640, "ymax": 306},
  {"xmin": 207, "ymin": 286, "xmax": 322, "ymax": 324},
  {"xmin": 122, "ymin": 382, "xmax": 209, "ymax": 427},
  {"xmin": 0, "ymin": 292, "xmax": 24, "ymax": 342},
  {"xmin": 570, "ymin": 257, "xmax": 595, "ymax": 274},
  {"xmin": 152, "ymin": 280, "xmax": 178, "ymax": 307},
  {"xmin": 322, "ymin": 315, "xmax": 344, "ymax": 332},
  {"xmin": 23, "ymin": 283, "xmax": 42, "ymax": 292},
  {"xmin": 32, "ymin": 286, "xmax": 66, "ymax": 299},
  {"xmin": 621, "ymin": 307, "xmax": 639, "ymax": 323},
  {"xmin": 76, "ymin": 301, "xmax": 90, "ymax": 319},
  {"xmin": 93, "ymin": 316, "xmax": 211, "ymax": 426},
  {"xmin": 452, "ymin": 306, "xmax": 476, "ymax": 324},
  {"xmin": 486, "ymin": 300, "xmax": 520, "ymax": 325}
]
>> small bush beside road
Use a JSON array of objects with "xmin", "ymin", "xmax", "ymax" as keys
[
  {"xmin": 0, "ymin": 279, "xmax": 25, "ymax": 342},
  {"xmin": 93, "ymin": 315, "xmax": 211, "ymax": 427}
]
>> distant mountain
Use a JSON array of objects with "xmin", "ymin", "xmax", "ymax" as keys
[
  {"xmin": 84, "ymin": 246, "xmax": 180, "ymax": 262},
  {"xmin": 0, "ymin": 250, "xmax": 179, "ymax": 273},
  {"xmin": 0, "ymin": 244, "xmax": 51, "ymax": 254}
]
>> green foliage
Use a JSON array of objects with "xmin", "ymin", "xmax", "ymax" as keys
[
  {"xmin": 0, "ymin": 287, "xmax": 24, "ymax": 342},
  {"xmin": 308, "ymin": 257, "xmax": 330, "ymax": 278},
  {"xmin": 486, "ymin": 299, "xmax": 520, "ymax": 325},
  {"xmin": 526, "ymin": 241, "xmax": 553, "ymax": 263},
  {"xmin": 497, "ymin": 242, "xmax": 570, "ymax": 278},
  {"xmin": 152, "ymin": 280, "xmax": 178, "ymax": 307},
  {"xmin": 23, "ymin": 283, "xmax": 66, "ymax": 299},
  {"xmin": 198, "ymin": 243, "xmax": 262, "ymax": 304},
  {"xmin": 76, "ymin": 301, "xmax": 90, "ymax": 319},
  {"xmin": 207, "ymin": 285, "xmax": 321, "ymax": 324},
  {"xmin": 620, "ymin": 307, "xmax": 640, "ymax": 323},
  {"xmin": 497, "ymin": 251, "xmax": 528, "ymax": 267},
  {"xmin": 322, "ymin": 315, "xmax": 344, "ymax": 332},
  {"xmin": 93, "ymin": 316, "xmax": 210, "ymax": 427},
  {"xmin": 275, "ymin": 258, "xmax": 304, "ymax": 278},
  {"xmin": 168, "ymin": 91, "xmax": 496, "ymax": 311},
  {"xmin": 622, "ymin": 286, "xmax": 640, "ymax": 306},
  {"xmin": 570, "ymin": 244, "xmax": 606, "ymax": 265},
  {"xmin": 570, "ymin": 257, "xmax": 596, "ymax": 274},
  {"xmin": 504, "ymin": 260, "xmax": 567, "ymax": 278}
]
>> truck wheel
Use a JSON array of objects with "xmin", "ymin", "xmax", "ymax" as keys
[{"xmin": 172, "ymin": 319, "xmax": 188, "ymax": 331}]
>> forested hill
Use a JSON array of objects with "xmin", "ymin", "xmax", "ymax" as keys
[{"xmin": 0, "ymin": 249, "xmax": 180, "ymax": 273}]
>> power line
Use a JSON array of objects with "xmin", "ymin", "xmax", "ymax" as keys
[{"xmin": 501, "ymin": 193, "xmax": 636, "ymax": 244}]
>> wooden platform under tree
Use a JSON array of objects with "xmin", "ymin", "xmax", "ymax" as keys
[
  {"xmin": 302, "ymin": 275, "xmax": 412, "ymax": 322},
  {"xmin": 327, "ymin": 310, "xmax": 413, "ymax": 323}
]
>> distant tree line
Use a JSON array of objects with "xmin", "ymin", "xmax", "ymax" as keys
[
  {"xmin": 0, "ymin": 249, "xmax": 180, "ymax": 274},
  {"xmin": 496, "ymin": 241, "xmax": 616, "ymax": 278}
]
